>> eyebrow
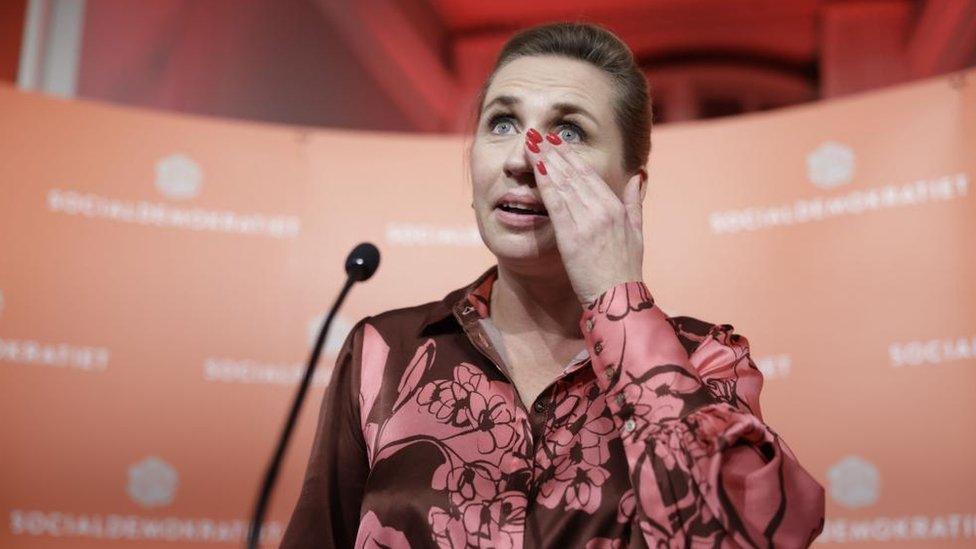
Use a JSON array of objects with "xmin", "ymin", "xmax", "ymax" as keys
[{"xmin": 482, "ymin": 95, "xmax": 600, "ymax": 127}]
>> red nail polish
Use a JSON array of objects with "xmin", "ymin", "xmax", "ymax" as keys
[
  {"xmin": 526, "ymin": 128, "xmax": 543, "ymax": 143},
  {"xmin": 536, "ymin": 160, "xmax": 547, "ymax": 175},
  {"xmin": 526, "ymin": 140, "xmax": 540, "ymax": 153},
  {"xmin": 545, "ymin": 133, "xmax": 562, "ymax": 145}
]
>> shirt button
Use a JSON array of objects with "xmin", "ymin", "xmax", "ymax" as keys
[
  {"xmin": 533, "ymin": 400, "xmax": 547, "ymax": 414},
  {"xmin": 593, "ymin": 341, "xmax": 603, "ymax": 355},
  {"xmin": 615, "ymin": 393, "xmax": 625, "ymax": 406},
  {"xmin": 604, "ymin": 366, "xmax": 615, "ymax": 379},
  {"xmin": 624, "ymin": 418, "xmax": 636, "ymax": 433},
  {"xmin": 585, "ymin": 318, "xmax": 594, "ymax": 332}
]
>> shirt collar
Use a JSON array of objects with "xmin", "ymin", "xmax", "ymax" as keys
[
  {"xmin": 417, "ymin": 264, "xmax": 499, "ymax": 337},
  {"xmin": 417, "ymin": 263, "xmax": 591, "ymax": 376}
]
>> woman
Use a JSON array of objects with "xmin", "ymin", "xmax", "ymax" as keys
[{"xmin": 282, "ymin": 22, "xmax": 825, "ymax": 548}]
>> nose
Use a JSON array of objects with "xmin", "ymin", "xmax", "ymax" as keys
[{"xmin": 502, "ymin": 135, "xmax": 536, "ymax": 186}]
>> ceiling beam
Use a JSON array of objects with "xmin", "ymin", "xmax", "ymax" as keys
[
  {"xmin": 907, "ymin": 0, "xmax": 976, "ymax": 78},
  {"xmin": 819, "ymin": 0, "xmax": 914, "ymax": 98},
  {"xmin": 313, "ymin": 0, "xmax": 460, "ymax": 132}
]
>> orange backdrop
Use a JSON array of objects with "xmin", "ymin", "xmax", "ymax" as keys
[{"xmin": 1, "ymin": 69, "xmax": 974, "ymax": 548}]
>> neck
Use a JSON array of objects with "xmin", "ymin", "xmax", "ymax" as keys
[{"xmin": 489, "ymin": 262, "xmax": 584, "ymax": 341}]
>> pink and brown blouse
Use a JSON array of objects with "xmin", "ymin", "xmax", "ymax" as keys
[{"xmin": 281, "ymin": 264, "xmax": 825, "ymax": 548}]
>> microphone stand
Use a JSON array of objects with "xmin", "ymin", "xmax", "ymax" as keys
[{"xmin": 246, "ymin": 243, "xmax": 379, "ymax": 548}]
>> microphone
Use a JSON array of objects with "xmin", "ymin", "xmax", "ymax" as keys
[{"xmin": 246, "ymin": 242, "xmax": 380, "ymax": 548}]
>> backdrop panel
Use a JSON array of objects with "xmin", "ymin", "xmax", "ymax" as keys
[{"xmin": 1, "ymin": 70, "xmax": 973, "ymax": 547}]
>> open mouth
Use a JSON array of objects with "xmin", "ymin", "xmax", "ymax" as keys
[{"xmin": 495, "ymin": 203, "xmax": 548, "ymax": 217}]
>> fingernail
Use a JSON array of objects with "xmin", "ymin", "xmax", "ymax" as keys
[
  {"xmin": 526, "ymin": 128, "xmax": 543, "ymax": 143},
  {"xmin": 526, "ymin": 140, "xmax": 540, "ymax": 153},
  {"xmin": 536, "ymin": 160, "xmax": 547, "ymax": 175},
  {"xmin": 545, "ymin": 133, "xmax": 562, "ymax": 145}
]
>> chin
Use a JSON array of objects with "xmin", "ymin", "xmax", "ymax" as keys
[
  {"xmin": 485, "ymin": 232, "xmax": 557, "ymax": 262},
  {"xmin": 475, "ymin": 210, "xmax": 555, "ymax": 257}
]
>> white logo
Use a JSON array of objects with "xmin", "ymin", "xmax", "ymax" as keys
[
  {"xmin": 753, "ymin": 354, "xmax": 791, "ymax": 380},
  {"xmin": 307, "ymin": 314, "xmax": 353, "ymax": 356},
  {"xmin": 807, "ymin": 141, "xmax": 855, "ymax": 189},
  {"xmin": 386, "ymin": 222, "xmax": 482, "ymax": 246},
  {"xmin": 127, "ymin": 456, "xmax": 178, "ymax": 508},
  {"xmin": 155, "ymin": 154, "xmax": 202, "ymax": 200},
  {"xmin": 827, "ymin": 455, "xmax": 880, "ymax": 508},
  {"xmin": 889, "ymin": 335, "xmax": 975, "ymax": 367}
]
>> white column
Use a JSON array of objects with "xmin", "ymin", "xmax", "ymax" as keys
[{"xmin": 17, "ymin": 0, "xmax": 86, "ymax": 98}]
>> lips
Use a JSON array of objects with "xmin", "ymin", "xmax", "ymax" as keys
[{"xmin": 494, "ymin": 193, "xmax": 548, "ymax": 216}]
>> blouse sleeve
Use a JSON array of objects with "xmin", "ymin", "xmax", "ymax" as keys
[
  {"xmin": 579, "ymin": 282, "xmax": 825, "ymax": 548},
  {"xmin": 280, "ymin": 316, "xmax": 373, "ymax": 548}
]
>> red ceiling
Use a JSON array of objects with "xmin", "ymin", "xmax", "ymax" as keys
[{"xmin": 11, "ymin": 0, "xmax": 970, "ymax": 132}]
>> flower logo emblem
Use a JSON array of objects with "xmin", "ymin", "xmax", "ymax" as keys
[
  {"xmin": 827, "ymin": 455, "xmax": 880, "ymax": 508},
  {"xmin": 155, "ymin": 154, "xmax": 202, "ymax": 200},
  {"xmin": 127, "ymin": 456, "xmax": 178, "ymax": 508},
  {"xmin": 806, "ymin": 141, "xmax": 855, "ymax": 189}
]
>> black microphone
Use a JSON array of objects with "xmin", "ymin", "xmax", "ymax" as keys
[{"xmin": 246, "ymin": 242, "xmax": 380, "ymax": 548}]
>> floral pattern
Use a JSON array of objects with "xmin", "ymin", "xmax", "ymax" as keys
[
  {"xmin": 281, "ymin": 265, "xmax": 825, "ymax": 549},
  {"xmin": 534, "ymin": 379, "xmax": 615, "ymax": 514}
]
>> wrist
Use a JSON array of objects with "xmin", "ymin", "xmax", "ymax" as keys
[{"xmin": 578, "ymin": 277, "xmax": 647, "ymax": 308}]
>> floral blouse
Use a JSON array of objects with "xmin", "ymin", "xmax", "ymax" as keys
[{"xmin": 281, "ymin": 264, "xmax": 825, "ymax": 548}]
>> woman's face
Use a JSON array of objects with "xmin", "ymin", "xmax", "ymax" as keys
[{"xmin": 469, "ymin": 54, "xmax": 633, "ymax": 272}]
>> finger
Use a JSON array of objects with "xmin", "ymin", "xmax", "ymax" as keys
[
  {"xmin": 524, "ymin": 136, "xmax": 572, "ymax": 224},
  {"xmin": 538, "ymin": 145, "xmax": 594, "ymax": 229},
  {"xmin": 537, "ymin": 140, "xmax": 590, "ymax": 212},
  {"xmin": 542, "ymin": 140, "xmax": 635, "ymax": 236},
  {"xmin": 545, "ymin": 137, "xmax": 617, "ymax": 205}
]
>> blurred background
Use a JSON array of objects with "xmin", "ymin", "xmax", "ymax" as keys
[
  {"xmin": 4, "ymin": 0, "xmax": 975, "ymax": 130},
  {"xmin": 1, "ymin": 1, "xmax": 975, "ymax": 548}
]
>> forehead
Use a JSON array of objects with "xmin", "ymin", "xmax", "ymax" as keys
[{"xmin": 483, "ymin": 55, "xmax": 616, "ymax": 117}]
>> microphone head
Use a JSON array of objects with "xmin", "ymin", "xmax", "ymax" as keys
[{"xmin": 345, "ymin": 242, "xmax": 380, "ymax": 282}]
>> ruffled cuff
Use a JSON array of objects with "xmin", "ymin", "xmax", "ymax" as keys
[{"xmin": 628, "ymin": 402, "xmax": 825, "ymax": 547}]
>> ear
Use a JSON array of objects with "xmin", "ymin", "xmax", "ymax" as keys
[
  {"xmin": 637, "ymin": 167, "xmax": 648, "ymax": 201},
  {"xmin": 623, "ymin": 170, "xmax": 646, "ymax": 233}
]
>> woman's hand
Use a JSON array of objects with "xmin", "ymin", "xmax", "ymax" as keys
[{"xmin": 524, "ymin": 128, "xmax": 646, "ymax": 306}]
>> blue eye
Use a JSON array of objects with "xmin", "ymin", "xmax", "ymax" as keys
[
  {"xmin": 488, "ymin": 115, "xmax": 517, "ymax": 135},
  {"xmin": 557, "ymin": 123, "xmax": 586, "ymax": 143}
]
